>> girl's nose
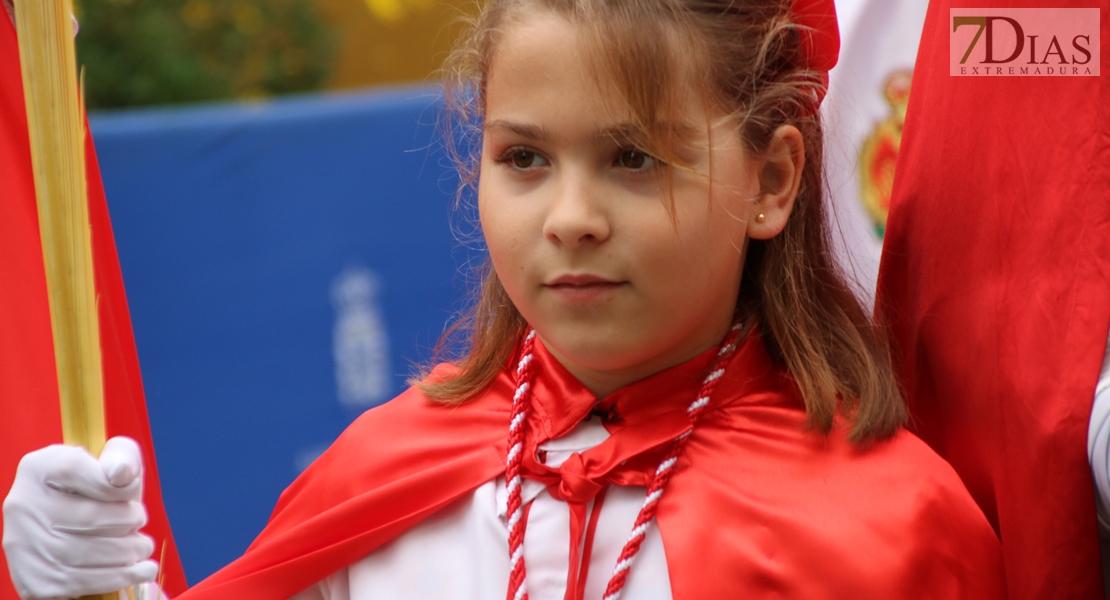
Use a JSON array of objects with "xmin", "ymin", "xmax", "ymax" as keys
[{"xmin": 541, "ymin": 173, "xmax": 611, "ymax": 249}]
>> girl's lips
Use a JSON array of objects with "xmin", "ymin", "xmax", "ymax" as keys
[{"xmin": 543, "ymin": 274, "xmax": 625, "ymax": 302}]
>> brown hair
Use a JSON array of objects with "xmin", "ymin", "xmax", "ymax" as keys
[{"xmin": 418, "ymin": 0, "xmax": 905, "ymax": 444}]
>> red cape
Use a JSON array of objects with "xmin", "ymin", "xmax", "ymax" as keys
[
  {"xmin": 0, "ymin": 12, "xmax": 187, "ymax": 597},
  {"xmin": 875, "ymin": 1, "xmax": 1110, "ymax": 597},
  {"xmin": 180, "ymin": 332, "xmax": 1004, "ymax": 599}
]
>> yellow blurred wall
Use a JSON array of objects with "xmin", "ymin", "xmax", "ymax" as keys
[{"xmin": 315, "ymin": 0, "xmax": 477, "ymax": 90}]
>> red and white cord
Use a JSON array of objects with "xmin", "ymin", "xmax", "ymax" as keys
[
  {"xmin": 601, "ymin": 323, "xmax": 741, "ymax": 600},
  {"xmin": 506, "ymin": 330, "xmax": 537, "ymax": 600},
  {"xmin": 506, "ymin": 323, "xmax": 743, "ymax": 600}
]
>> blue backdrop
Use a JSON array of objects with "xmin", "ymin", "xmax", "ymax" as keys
[{"xmin": 89, "ymin": 85, "xmax": 477, "ymax": 584}]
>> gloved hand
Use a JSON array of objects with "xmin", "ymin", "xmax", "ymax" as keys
[{"xmin": 2, "ymin": 436, "xmax": 159, "ymax": 600}]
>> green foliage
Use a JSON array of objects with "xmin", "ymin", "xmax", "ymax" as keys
[{"xmin": 75, "ymin": 0, "xmax": 335, "ymax": 109}]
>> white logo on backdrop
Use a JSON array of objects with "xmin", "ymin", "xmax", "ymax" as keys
[
  {"xmin": 331, "ymin": 266, "xmax": 392, "ymax": 408},
  {"xmin": 295, "ymin": 265, "xmax": 393, "ymax": 473}
]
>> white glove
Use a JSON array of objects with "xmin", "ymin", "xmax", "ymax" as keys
[{"xmin": 2, "ymin": 436, "xmax": 159, "ymax": 600}]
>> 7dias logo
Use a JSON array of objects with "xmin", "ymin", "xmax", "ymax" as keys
[{"xmin": 951, "ymin": 8, "xmax": 1100, "ymax": 76}]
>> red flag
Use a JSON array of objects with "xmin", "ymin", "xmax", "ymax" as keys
[
  {"xmin": 0, "ymin": 11, "xmax": 187, "ymax": 598},
  {"xmin": 876, "ymin": 1, "xmax": 1110, "ymax": 597}
]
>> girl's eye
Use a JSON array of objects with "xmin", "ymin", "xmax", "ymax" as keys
[
  {"xmin": 615, "ymin": 149, "xmax": 657, "ymax": 171},
  {"xmin": 501, "ymin": 149, "xmax": 548, "ymax": 170}
]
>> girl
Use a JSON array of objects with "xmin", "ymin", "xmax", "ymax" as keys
[{"xmin": 3, "ymin": 0, "xmax": 1006, "ymax": 598}]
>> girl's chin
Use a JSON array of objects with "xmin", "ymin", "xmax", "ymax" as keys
[{"xmin": 538, "ymin": 332, "xmax": 668, "ymax": 376}]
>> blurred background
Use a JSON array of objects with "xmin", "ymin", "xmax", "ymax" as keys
[
  {"xmin": 73, "ymin": 0, "xmax": 486, "ymax": 584},
  {"xmin": 75, "ymin": 0, "xmax": 474, "ymax": 109}
]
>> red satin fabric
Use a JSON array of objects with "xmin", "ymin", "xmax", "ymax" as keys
[
  {"xmin": 875, "ymin": 1, "xmax": 1110, "ymax": 597},
  {"xmin": 791, "ymin": 0, "xmax": 840, "ymax": 73},
  {"xmin": 180, "ymin": 331, "xmax": 1003, "ymax": 599},
  {"xmin": 0, "ymin": 13, "xmax": 187, "ymax": 597}
]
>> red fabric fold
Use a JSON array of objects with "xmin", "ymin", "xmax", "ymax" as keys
[
  {"xmin": 573, "ymin": 488, "xmax": 605, "ymax": 600},
  {"xmin": 875, "ymin": 1, "xmax": 1110, "ymax": 597}
]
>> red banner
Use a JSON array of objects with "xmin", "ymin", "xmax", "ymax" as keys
[
  {"xmin": 0, "ymin": 12, "xmax": 187, "ymax": 598},
  {"xmin": 876, "ymin": 0, "xmax": 1110, "ymax": 597}
]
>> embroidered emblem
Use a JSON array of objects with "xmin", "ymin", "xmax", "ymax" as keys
[{"xmin": 858, "ymin": 69, "xmax": 913, "ymax": 239}]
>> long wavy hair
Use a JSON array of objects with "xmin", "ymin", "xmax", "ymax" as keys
[{"xmin": 416, "ymin": 0, "xmax": 905, "ymax": 444}]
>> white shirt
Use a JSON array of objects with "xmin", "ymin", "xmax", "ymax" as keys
[
  {"xmin": 1088, "ymin": 330, "xmax": 1110, "ymax": 528},
  {"xmin": 290, "ymin": 418, "xmax": 673, "ymax": 600}
]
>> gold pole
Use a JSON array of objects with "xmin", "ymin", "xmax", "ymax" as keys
[{"xmin": 15, "ymin": 1, "xmax": 114, "ymax": 599}]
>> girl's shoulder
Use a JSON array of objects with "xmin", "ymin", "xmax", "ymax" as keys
[
  {"xmin": 256, "ymin": 363, "xmax": 516, "ymax": 543},
  {"xmin": 704, "ymin": 362, "xmax": 984, "ymax": 518},
  {"xmin": 304, "ymin": 362, "xmax": 514, "ymax": 481},
  {"xmin": 339, "ymin": 362, "xmax": 512, "ymax": 438},
  {"xmin": 183, "ymin": 365, "xmax": 517, "ymax": 599},
  {"xmin": 698, "ymin": 399, "xmax": 993, "ymax": 528},
  {"xmin": 667, "ymin": 410, "xmax": 1005, "ymax": 597}
]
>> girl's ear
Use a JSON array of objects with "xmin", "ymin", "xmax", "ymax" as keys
[{"xmin": 748, "ymin": 125, "xmax": 804, "ymax": 240}]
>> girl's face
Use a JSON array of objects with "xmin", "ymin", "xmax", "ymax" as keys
[{"xmin": 478, "ymin": 13, "xmax": 775, "ymax": 398}]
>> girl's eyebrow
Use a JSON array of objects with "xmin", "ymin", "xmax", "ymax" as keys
[
  {"xmin": 595, "ymin": 122, "xmax": 702, "ymax": 153},
  {"xmin": 484, "ymin": 120, "xmax": 643, "ymax": 143},
  {"xmin": 485, "ymin": 120, "xmax": 698, "ymax": 145},
  {"xmin": 484, "ymin": 120, "xmax": 551, "ymax": 142},
  {"xmin": 593, "ymin": 123, "xmax": 648, "ymax": 144}
]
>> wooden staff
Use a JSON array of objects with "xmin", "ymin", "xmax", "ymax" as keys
[{"xmin": 15, "ymin": 1, "xmax": 114, "ymax": 598}]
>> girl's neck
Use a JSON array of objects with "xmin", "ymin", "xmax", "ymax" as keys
[{"xmin": 537, "ymin": 319, "xmax": 734, "ymax": 399}]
